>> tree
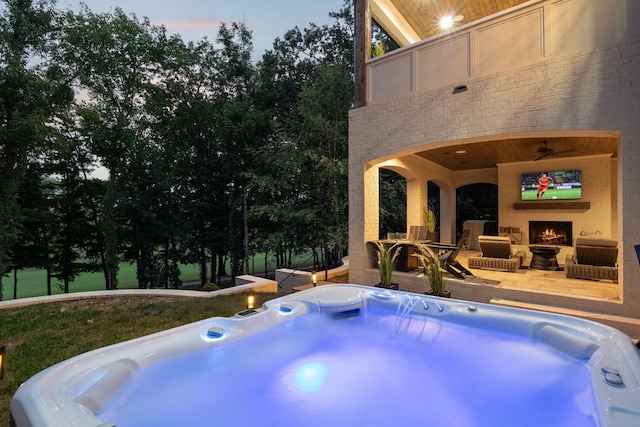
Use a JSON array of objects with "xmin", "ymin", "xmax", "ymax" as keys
[
  {"xmin": 11, "ymin": 160, "xmax": 56, "ymax": 297},
  {"xmin": 3, "ymin": 1, "xmax": 357, "ymax": 295},
  {"xmin": 214, "ymin": 22, "xmax": 270, "ymax": 281},
  {"xmin": 456, "ymin": 183, "xmax": 498, "ymax": 236},
  {"xmin": 295, "ymin": 61, "xmax": 351, "ymax": 268},
  {"xmin": 371, "ymin": 19, "xmax": 400, "ymax": 57},
  {"xmin": 10, "ymin": 112, "xmax": 108, "ymax": 295},
  {"xmin": 47, "ymin": 126, "xmax": 101, "ymax": 293},
  {"xmin": 0, "ymin": 0, "xmax": 72, "ymax": 299},
  {"xmin": 145, "ymin": 35, "xmax": 229, "ymax": 286},
  {"xmin": 252, "ymin": 2, "xmax": 354, "ymax": 271},
  {"xmin": 379, "ymin": 169, "xmax": 407, "ymax": 239},
  {"xmin": 58, "ymin": 7, "xmax": 168, "ymax": 288}
]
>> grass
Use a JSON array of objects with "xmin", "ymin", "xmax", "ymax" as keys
[
  {"xmin": 0, "ymin": 292, "xmax": 280, "ymax": 425},
  {"xmin": 4, "ymin": 263, "xmax": 204, "ymax": 299},
  {"xmin": 3, "ymin": 252, "xmax": 317, "ymax": 300}
]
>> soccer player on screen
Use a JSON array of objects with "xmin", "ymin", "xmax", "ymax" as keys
[{"xmin": 536, "ymin": 173, "xmax": 553, "ymax": 199}]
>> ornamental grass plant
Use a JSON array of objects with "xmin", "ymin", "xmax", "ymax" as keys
[
  {"xmin": 417, "ymin": 244, "xmax": 448, "ymax": 296},
  {"xmin": 372, "ymin": 240, "xmax": 401, "ymax": 288}
]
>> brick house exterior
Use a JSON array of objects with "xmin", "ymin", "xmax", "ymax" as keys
[{"xmin": 348, "ymin": 0, "xmax": 640, "ymax": 334}]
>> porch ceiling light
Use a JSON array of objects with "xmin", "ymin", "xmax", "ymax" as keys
[{"xmin": 439, "ymin": 14, "xmax": 463, "ymax": 30}]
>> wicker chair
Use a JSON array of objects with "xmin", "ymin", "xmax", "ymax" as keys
[
  {"xmin": 467, "ymin": 235, "xmax": 527, "ymax": 272},
  {"xmin": 408, "ymin": 225, "xmax": 431, "ymax": 242},
  {"xmin": 565, "ymin": 237, "xmax": 618, "ymax": 282}
]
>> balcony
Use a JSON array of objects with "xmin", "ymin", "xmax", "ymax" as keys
[{"xmin": 366, "ymin": 0, "xmax": 640, "ymax": 105}]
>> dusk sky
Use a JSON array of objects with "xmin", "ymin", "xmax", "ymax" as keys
[{"xmin": 61, "ymin": 0, "xmax": 347, "ymax": 58}]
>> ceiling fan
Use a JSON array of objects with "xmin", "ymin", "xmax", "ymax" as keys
[{"xmin": 534, "ymin": 141, "xmax": 577, "ymax": 161}]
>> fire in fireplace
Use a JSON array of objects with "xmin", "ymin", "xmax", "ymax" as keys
[{"xmin": 529, "ymin": 221, "xmax": 573, "ymax": 246}]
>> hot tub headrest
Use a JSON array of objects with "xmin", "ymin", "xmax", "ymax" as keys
[
  {"xmin": 73, "ymin": 360, "xmax": 136, "ymax": 414},
  {"xmin": 537, "ymin": 324, "xmax": 600, "ymax": 359}
]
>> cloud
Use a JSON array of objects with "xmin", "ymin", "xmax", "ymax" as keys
[{"xmin": 161, "ymin": 19, "xmax": 222, "ymax": 29}]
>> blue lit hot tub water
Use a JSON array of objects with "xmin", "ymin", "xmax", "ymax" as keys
[{"xmin": 10, "ymin": 285, "xmax": 640, "ymax": 427}]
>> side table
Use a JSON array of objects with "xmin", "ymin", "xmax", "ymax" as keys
[{"xmin": 529, "ymin": 245, "xmax": 561, "ymax": 271}]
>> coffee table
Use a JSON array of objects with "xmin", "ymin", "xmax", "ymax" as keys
[{"xmin": 529, "ymin": 245, "xmax": 561, "ymax": 270}]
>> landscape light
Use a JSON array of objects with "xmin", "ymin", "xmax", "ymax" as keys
[
  {"xmin": 247, "ymin": 293, "xmax": 256, "ymax": 310},
  {"xmin": 0, "ymin": 345, "xmax": 5, "ymax": 380},
  {"xmin": 312, "ymin": 271, "xmax": 317, "ymax": 287}
]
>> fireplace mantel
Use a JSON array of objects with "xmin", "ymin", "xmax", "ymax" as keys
[{"xmin": 514, "ymin": 201, "xmax": 590, "ymax": 210}]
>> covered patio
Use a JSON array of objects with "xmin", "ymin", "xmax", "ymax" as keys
[{"xmin": 373, "ymin": 130, "xmax": 618, "ymax": 246}]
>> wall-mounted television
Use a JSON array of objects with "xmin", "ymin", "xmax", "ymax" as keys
[{"xmin": 521, "ymin": 170, "xmax": 582, "ymax": 201}]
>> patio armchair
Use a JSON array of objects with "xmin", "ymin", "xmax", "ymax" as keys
[
  {"xmin": 467, "ymin": 235, "xmax": 527, "ymax": 272},
  {"xmin": 427, "ymin": 242, "xmax": 474, "ymax": 279},
  {"xmin": 408, "ymin": 225, "xmax": 432, "ymax": 242},
  {"xmin": 565, "ymin": 237, "xmax": 618, "ymax": 282},
  {"xmin": 430, "ymin": 230, "xmax": 474, "ymax": 278}
]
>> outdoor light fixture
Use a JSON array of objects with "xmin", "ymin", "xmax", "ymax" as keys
[
  {"xmin": 0, "ymin": 345, "xmax": 5, "ymax": 380},
  {"xmin": 439, "ymin": 14, "xmax": 464, "ymax": 30},
  {"xmin": 312, "ymin": 271, "xmax": 318, "ymax": 287},
  {"xmin": 246, "ymin": 293, "xmax": 256, "ymax": 310},
  {"xmin": 453, "ymin": 85, "xmax": 468, "ymax": 94}
]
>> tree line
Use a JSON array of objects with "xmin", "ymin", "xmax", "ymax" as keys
[{"xmin": 0, "ymin": 0, "xmax": 353, "ymax": 298}]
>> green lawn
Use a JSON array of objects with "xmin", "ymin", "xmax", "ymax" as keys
[
  {"xmin": 2, "ymin": 253, "xmax": 315, "ymax": 299},
  {"xmin": 3, "ymin": 262, "xmax": 203, "ymax": 299}
]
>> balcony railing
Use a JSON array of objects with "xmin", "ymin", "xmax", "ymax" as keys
[{"xmin": 367, "ymin": 0, "xmax": 640, "ymax": 105}]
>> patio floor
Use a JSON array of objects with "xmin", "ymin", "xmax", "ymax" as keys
[{"xmin": 454, "ymin": 249, "xmax": 620, "ymax": 301}]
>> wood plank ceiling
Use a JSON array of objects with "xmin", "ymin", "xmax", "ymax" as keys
[
  {"xmin": 388, "ymin": 0, "xmax": 531, "ymax": 41},
  {"xmin": 415, "ymin": 136, "xmax": 619, "ymax": 171}
]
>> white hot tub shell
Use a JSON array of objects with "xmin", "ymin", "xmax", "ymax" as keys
[{"xmin": 9, "ymin": 284, "xmax": 640, "ymax": 427}]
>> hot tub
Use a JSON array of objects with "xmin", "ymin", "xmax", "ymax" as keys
[{"xmin": 10, "ymin": 285, "xmax": 640, "ymax": 427}]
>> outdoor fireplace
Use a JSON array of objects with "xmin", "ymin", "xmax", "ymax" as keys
[{"xmin": 529, "ymin": 221, "xmax": 573, "ymax": 246}]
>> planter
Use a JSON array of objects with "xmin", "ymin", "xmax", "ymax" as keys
[
  {"xmin": 376, "ymin": 282, "xmax": 399, "ymax": 290},
  {"xmin": 425, "ymin": 289, "xmax": 451, "ymax": 298}
]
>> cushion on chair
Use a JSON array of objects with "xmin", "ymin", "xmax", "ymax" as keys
[
  {"xmin": 574, "ymin": 237, "xmax": 617, "ymax": 248},
  {"xmin": 468, "ymin": 256, "xmax": 521, "ymax": 272},
  {"xmin": 478, "ymin": 236, "xmax": 513, "ymax": 258},
  {"xmin": 573, "ymin": 237, "xmax": 618, "ymax": 267},
  {"xmin": 565, "ymin": 261, "xmax": 618, "ymax": 282}
]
